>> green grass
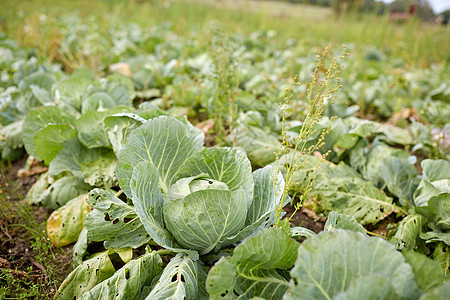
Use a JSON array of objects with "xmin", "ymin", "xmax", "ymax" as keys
[
  {"xmin": 0, "ymin": 181, "xmax": 70, "ymax": 299},
  {"xmin": 0, "ymin": 0, "xmax": 448, "ymax": 67}
]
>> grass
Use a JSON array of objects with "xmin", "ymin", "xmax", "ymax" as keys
[
  {"xmin": 0, "ymin": 0, "xmax": 448, "ymax": 67},
  {"xmin": 0, "ymin": 172, "xmax": 71, "ymax": 300}
]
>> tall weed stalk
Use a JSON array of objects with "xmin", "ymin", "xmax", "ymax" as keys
[{"xmin": 274, "ymin": 45, "xmax": 349, "ymax": 226}]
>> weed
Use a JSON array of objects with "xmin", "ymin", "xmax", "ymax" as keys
[{"xmin": 274, "ymin": 45, "xmax": 349, "ymax": 226}]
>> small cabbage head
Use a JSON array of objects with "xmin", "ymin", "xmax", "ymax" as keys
[{"xmin": 117, "ymin": 116, "xmax": 285, "ymax": 256}]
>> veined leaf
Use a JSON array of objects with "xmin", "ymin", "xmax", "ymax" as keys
[
  {"xmin": 392, "ymin": 214, "xmax": 425, "ymax": 251},
  {"xmin": 324, "ymin": 211, "xmax": 367, "ymax": 235},
  {"xmin": 130, "ymin": 161, "xmax": 198, "ymax": 257},
  {"xmin": 33, "ymin": 124, "xmax": 78, "ymax": 165},
  {"xmin": 334, "ymin": 274, "xmax": 398, "ymax": 300},
  {"xmin": 55, "ymin": 248, "xmax": 132, "ymax": 300},
  {"xmin": 419, "ymin": 281, "xmax": 450, "ymax": 300},
  {"xmin": 49, "ymin": 138, "xmax": 116, "ymax": 186},
  {"xmin": 312, "ymin": 172, "xmax": 395, "ymax": 225},
  {"xmin": 47, "ymin": 194, "xmax": 91, "ymax": 247},
  {"xmin": 116, "ymin": 116, "xmax": 197, "ymax": 197},
  {"xmin": 53, "ymin": 76, "xmax": 92, "ymax": 112},
  {"xmin": 421, "ymin": 159, "xmax": 450, "ymax": 182},
  {"xmin": 81, "ymin": 92, "xmax": 116, "ymax": 114},
  {"xmin": 206, "ymin": 228, "xmax": 299, "ymax": 299},
  {"xmin": 23, "ymin": 106, "xmax": 74, "ymax": 160},
  {"xmin": 231, "ymin": 124, "xmax": 280, "ymax": 166},
  {"xmin": 403, "ymin": 251, "xmax": 445, "ymax": 292},
  {"xmin": 246, "ymin": 165, "xmax": 284, "ymax": 226},
  {"xmin": 79, "ymin": 250, "xmax": 162, "ymax": 300},
  {"xmin": 104, "ymin": 112, "xmax": 146, "ymax": 156},
  {"xmin": 381, "ymin": 156, "xmax": 418, "ymax": 206},
  {"xmin": 286, "ymin": 230, "xmax": 420, "ymax": 300},
  {"xmin": 145, "ymin": 254, "xmax": 206, "ymax": 300},
  {"xmin": 85, "ymin": 189, "xmax": 150, "ymax": 249}
]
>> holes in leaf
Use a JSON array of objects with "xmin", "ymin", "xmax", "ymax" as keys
[
  {"xmin": 221, "ymin": 290, "xmax": 228, "ymax": 297},
  {"xmin": 208, "ymin": 181, "xmax": 213, "ymax": 184},
  {"xmin": 171, "ymin": 274, "xmax": 177, "ymax": 282},
  {"xmin": 113, "ymin": 218, "xmax": 119, "ymax": 224},
  {"xmin": 125, "ymin": 268, "xmax": 130, "ymax": 280},
  {"xmin": 104, "ymin": 213, "xmax": 111, "ymax": 221},
  {"xmin": 123, "ymin": 217, "xmax": 133, "ymax": 223},
  {"xmin": 180, "ymin": 275, "xmax": 185, "ymax": 282}
]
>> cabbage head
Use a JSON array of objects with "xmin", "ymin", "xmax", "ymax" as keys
[{"xmin": 116, "ymin": 116, "xmax": 285, "ymax": 255}]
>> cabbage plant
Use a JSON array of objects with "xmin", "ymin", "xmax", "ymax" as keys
[{"xmin": 116, "ymin": 115, "xmax": 286, "ymax": 256}]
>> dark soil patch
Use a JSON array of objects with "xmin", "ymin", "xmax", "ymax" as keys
[
  {"xmin": 283, "ymin": 203, "xmax": 325, "ymax": 234},
  {"xmin": 0, "ymin": 156, "xmax": 73, "ymax": 299}
]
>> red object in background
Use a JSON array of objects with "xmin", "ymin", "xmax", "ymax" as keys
[{"xmin": 389, "ymin": 4, "xmax": 416, "ymax": 23}]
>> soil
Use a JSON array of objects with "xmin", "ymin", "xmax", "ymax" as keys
[
  {"xmin": 0, "ymin": 156, "xmax": 73, "ymax": 298},
  {"xmin": 283, "ymin": 203, "xmax": 325, "ymax": 234}
]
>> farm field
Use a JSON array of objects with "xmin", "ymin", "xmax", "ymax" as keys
[{"xmin": 0, "ymin": 0, "xmax": 449, "ymax": 299}]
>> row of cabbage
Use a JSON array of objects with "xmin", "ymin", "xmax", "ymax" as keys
[{"xmin": 0, "ymin": 20, "xmax": 449, "ymax": 299}]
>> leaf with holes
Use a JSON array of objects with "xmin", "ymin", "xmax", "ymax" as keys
[
  {"xmin": 79, "ymin": 249, "xmax": 162, "ymax": 300},
  {"xmin": 85, "ymin": 189, "xmax": 151, "ymax": 249}
]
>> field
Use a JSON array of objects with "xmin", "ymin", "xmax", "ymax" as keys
[{"xmin": 0, "ymin": 0, "xmax": 449, "ymax": 299}]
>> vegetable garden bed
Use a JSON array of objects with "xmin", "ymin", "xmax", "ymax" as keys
[{"xmin": 0, "ymin": 0, "xmax": 449, "ymax": 299}]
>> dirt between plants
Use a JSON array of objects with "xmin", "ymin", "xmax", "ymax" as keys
[{"xmin": 0, "ymin": 156, "xmax": 72, "ymax": 297}]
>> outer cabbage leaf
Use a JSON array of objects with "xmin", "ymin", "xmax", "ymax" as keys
[
  {"xmin": 22, "ymin": 106, "xmax": 74, "ymax": 159},
  {"xmin": 54, "ymin": 248, "xmax": 132, "ymax": 300},
  {"xmin": 1, "ymin": 120, "xmax": 23, "ymax": 149},
  {"xmin": 145, "ymin": 254, "xmax": 207, "ymax": 300},
  {"xmin": 334, "ymin": 274, "xmax": 398, "ymax": 300},
  {"xmin": 391, "ymin": 214, "xmax": 426, "ymax": 251},
  {"xmin": 361, "ymin": 142, "xmax": 408, "ymax": 187},
  {"xmin": 35, "ymin": 175, "xmax": 91, "ymax": 209},
  {"xmin": 274, "ymin": 153, "xmax": 322, "ymax": 193},
  {"xmin": 85, "ymin": 189, "xmax": 151, "ymax": 249},
  {"xmin": 286, "ymin": 230, "xmax": 421, "ymax": 300},
  {"xmin": 164, "ymin": 188, "xmax": 247, "ymax": 255},
  {"xmin": 312, "ymin": 171, "xmax": 395, "ymax": 225},
  {"xmin": 381, "ymin": 156, "xmax": 418, "ymax": 206},
  {"xmin": 130, "ymin": 161, "xmax": 199, "ymax": 257},
  {"xmin": 290, "ymin": 227, "xmax": 317, "ymax": 239},
  {"xmin": 421, "ymin": 159, "xmax": 450, "ymax": 182},
  {"xmin": 49, "ymin": 138, "xmax": 116, "ymax": 186},
  {"xmin": 414, "ymin": 180, "xmax": 443, "ymax": 207},
  {"xmin": 324, "ymin": 211, "xmax": 367, "ymax": 235},
  {"xmin": 177, "ymin": 116, "xmax": 205, "ymax": 150},
  {"xmin": 206, "ymin": 228, "xmax": 299, "ymax": 300},
  {"xmin": 76, "ymin": 110, "xmax": 113, "ymax": 148},
  {"xmin": 231, "ymin": 124, "xmax": 280, "ymax": 166},
  {"xmin": 81, "ymin": 92, "xmax": 116, "ymax": 114},
  {"xmin": 177, "ymin": 148, "xmax": 254, "ymax": 209},
  {"xmin": 53, "ymin": 77, "xmax": 92, "ymax": 113},
  {"xmin": 104, "ymin": 112, "xmax": 146, "ymax": 156},
  {"xmin": 79, "ymin": 250, "xmax": 162, "ymax": 300},
  {"xmin": 416, "ymin": 193, "xmax": 450, "ymax": 232},
  {"xmin": 47, "ymin": 194, "xmax": 91, "ymax": 247},
  {"xmin": 73, "ymin": 227, "xmax": 88, "ymax": 268},
  {"xmin": 33, "ymin": 124, "xmax": 78, "ymax": 164},
  {"xmin": 116, "ymin": 116, "xmax": 197, "ymax": 197},
  {"xmin": 403, "ymin": 251, "xmax": 445, "ymax": 292},
  {"xmin": 246, "ymin": 165, "xmax": 284, "ymax": 226},
  {"xmin": 419, "ymin": 280, "xmax": 450, "ymax": 300}
]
